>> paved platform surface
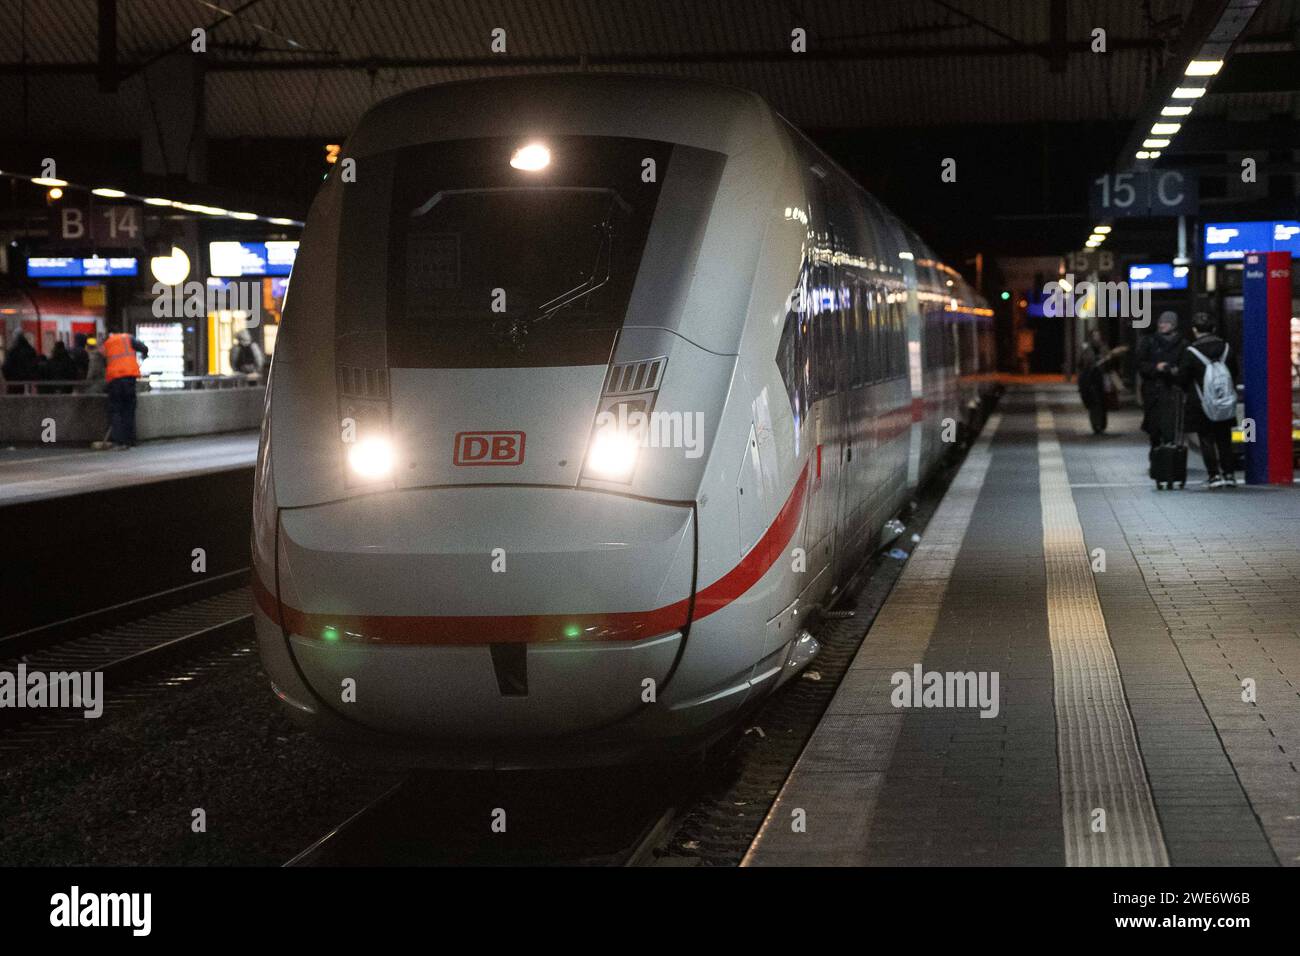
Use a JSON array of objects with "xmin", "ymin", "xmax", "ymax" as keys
[
  {"xmin": 746, "ymin": 386, "xmax": 1300, "ymax": 866},
  {"xmin": 0, "ymin": 432, "xmax": 258, "ymax": 506}
]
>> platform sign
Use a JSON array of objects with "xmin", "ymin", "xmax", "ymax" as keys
[
  {"xmin": 1127, "ymin": 263, "xmax": 1188, "ymax": 290},
  {"xmin": 1202, "ymin": 220, "xmax": 1300, "ymax": 261},
  {"xmin": 51, "ymin": 200, "xmax": 143, "ymax": 248},
  {"xmin": 1064, "ymin": 248, "xmax": 1116, "ymax": 277},
  {"xmin": 1089, "ymin": 170, "xmax": 1197, "ymax": 220},
  {"xmin": 1241, "ymin": 251, "xmax": 1293, "ymax": 485},
  {"xmin": 209, "ymin": 240, "xmax": 298, "ymax": 277},
  {"xmin": 27, "ymin": 255, "xmax": 139, "ymax": 277}
]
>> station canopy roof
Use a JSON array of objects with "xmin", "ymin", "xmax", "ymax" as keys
[{"xmin": 1, "ymin": 0, "xmax": 1295, "ymax": 139}]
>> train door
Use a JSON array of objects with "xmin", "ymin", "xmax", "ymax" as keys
[
  {"xmin": 804, "ymin": 259, "xmax": 840, "ymax": 585},
  {"xmin": 831, "ymin": 272, "xmax": 862, "ymax": 586}
]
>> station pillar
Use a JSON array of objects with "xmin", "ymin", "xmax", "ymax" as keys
[{"xmin": 1241, "ymin": 251, "xmax": 1293, "ymax": 485}]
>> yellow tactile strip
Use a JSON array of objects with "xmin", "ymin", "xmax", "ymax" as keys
[{"xmin": 1036, "ymin": 402, "xmax": 1169, "ymax": 866}]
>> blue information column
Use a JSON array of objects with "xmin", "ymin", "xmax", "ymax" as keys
[{"xmin": 1241, "ymin": 252, "xmax": 1294, "ymax": 485}]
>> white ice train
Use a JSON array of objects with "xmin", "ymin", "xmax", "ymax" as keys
[{"xmin": 252, "ymin": 74, "xmax": 996, "ymax": 767}]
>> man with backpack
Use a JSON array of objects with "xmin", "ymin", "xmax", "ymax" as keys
[{"xmin": 1176, "ymin": 314, "xmax": 1238, "ymax": 488}]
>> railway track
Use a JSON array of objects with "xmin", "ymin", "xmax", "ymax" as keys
[
  {"xmin": 285, "ymin": 770, "xmax": 685, "ymax": 867},
  {"xmin": 0, "ymin": 582, "xmax": 255, "ymax": 743}
]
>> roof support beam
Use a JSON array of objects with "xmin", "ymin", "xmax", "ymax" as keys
[
  {"xmin": 0, "ymin": 37, "xmax": 1169, "ymax": 76},
  {"xmin": 97, "ymin": 0, "xmax": 116, "ymax": 92}
]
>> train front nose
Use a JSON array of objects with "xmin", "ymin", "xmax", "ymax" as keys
[{"xmin": 266, "ymin": 486, "xmax": 694, "ymax": 739}]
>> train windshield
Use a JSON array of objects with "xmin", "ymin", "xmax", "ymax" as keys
[{"xmin": 337, "ymin": 136, "xmax": 672, "ymax": 369}]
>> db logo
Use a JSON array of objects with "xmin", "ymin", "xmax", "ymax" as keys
[{"xmin": 454, "ymin": 431, "xmax": 525, "ymax": 466}]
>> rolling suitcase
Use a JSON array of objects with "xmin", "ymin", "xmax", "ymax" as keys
[{"xmin": 1150, "ymin": 390, "xmax": 1187, "ymax": 490}]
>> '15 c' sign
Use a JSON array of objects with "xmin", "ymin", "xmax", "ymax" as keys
[{"xmin": 1089, "ymin": 170, "xmax": 1198, "ymax": 220}]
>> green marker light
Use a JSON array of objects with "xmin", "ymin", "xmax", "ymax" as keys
[
  {"xmin": 322, "ymin": 625, "xmax": 339, "ymax": 643},
  {"xmin": 564, "ymin": 624, "xmax": 581, "ymax": 639}
]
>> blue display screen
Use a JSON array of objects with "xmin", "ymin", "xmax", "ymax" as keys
[
  {"xmin": 1128, "ymin": 263, "xmax": 1189, "ymax": 290},
  {"xmin": 1202, "ymin": 220, "xmax": 1300, "ymax": 261},
  {"xmin": 209, "ymin": 240, "xmax": 298, "ymax": 277},
  {"xmin": 27, "ymin": 256, "xmax": 139, "ymax": 277}
]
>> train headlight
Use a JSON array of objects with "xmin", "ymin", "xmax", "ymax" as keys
[
  {"xmin": 347, "ymin": 435, "xmax": 395, "ymax": 480},
  {"xmin": 585, "ymin": 427, "xmax": 639, "ymax": 482},
  {"xmin": 510, "ymin": 142, "xmax": 551, "ymax": 171}
]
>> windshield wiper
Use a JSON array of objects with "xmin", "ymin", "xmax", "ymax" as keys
[{"xmin": 493, "ymin": 203, "xmax": 618, "ymax": 351}]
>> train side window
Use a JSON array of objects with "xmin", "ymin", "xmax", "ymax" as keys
[
  {"xmin": 776, "ymin": 308, "xmax": 806, "ymax": 431},
  {"xmin": 872, "ymin": 290, "xmax": 885, "ymax": 384},
  {"xmin": 851, "ymin": 282, "xmax": 866, "ymax": 388},
  {"xmin": 891, "ymin": 301, "xmax": 906, "ymax": 379},
  {"xmin": 847, "ymin": 280, "xmax": 857, "ymax": 390}
]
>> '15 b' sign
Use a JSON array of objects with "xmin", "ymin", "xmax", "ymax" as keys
[
  {"xmin": 1089, "ymin": 170, "xmax": 1197, "ymax": 220},
  {"xmin": 52, "ymin": 202, "xmax": 143, "ymax": 247}
]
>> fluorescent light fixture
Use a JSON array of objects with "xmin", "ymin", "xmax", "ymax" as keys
[
  {"xmin": 1142, "ymin": 138, "xmax": 1171, "ymax": 148},
  {"xmin": 898, "ymin": 251, "xmax": 914, "ymax": 260},
  {"xmin": 143, "ymin": 197, "xmax": 172, "ymax": 206},
  {"xmin": 1171, "ymin": 87, "xmax": 1206, "ymax": 99},
  {"xmin": 1184, "ymin": 59, "xmax": 1223, "ymax": 76},
  {"xmin": 510, "ymin": 143, "xmax": 551, "ymax": 171},
  {"xmin": 1089, "ymin": 235, "xmax": 1105, "ymax": 244},
  {"xmin": 1094, "ymin": 226, "xmax": 1112, "ymax": 234},
  {"xmin": 1148, "ymin": 150, "xmax": 1162, "ymax": 158},
  {"xmin": 268, "ymin": 217, "xmax": 295, "ymax": 226},
  {"xmin": 1150, "ymin": 123, "xmax": 1181, "ymax": 135},
  {"xmin": 1161, "ymin": 105, "xmax": 1192, "ymax": 116},
  {"xmin": 229, "ymin": 211, "xmax": 258, "ymax": 220},
  {"xmin": 91, "ymin": 187, "xmax": 127, "ymax": 198},
  {"xmin": 1135, "ymin": 150, "xmax": 1152, "ymax": 159},
  {"xmin": 32, "ymin": 177, "xmax": 67, "ymax": 187}
]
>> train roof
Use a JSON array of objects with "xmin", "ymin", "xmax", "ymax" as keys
[{"xmin": 346, "ymin": 72, "xmax": 782, "ymax": 161}]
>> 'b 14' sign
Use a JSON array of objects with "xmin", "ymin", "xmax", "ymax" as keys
[
  {"xmin": 52, "ymin": 201, "xmax": 143, "ymax": 247},
  {"xmin": 1089, "ymin": 170, "xmax": 1197, "ymax": 220}
]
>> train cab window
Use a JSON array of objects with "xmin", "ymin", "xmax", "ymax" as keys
[{"xmin": 336, "ymin": 135, "xmax": 724, "ymax": 369}]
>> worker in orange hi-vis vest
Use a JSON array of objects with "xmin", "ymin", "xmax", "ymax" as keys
[{"xmin": 101, "ymin": 331, "xmax": 150, "ymax": 449}]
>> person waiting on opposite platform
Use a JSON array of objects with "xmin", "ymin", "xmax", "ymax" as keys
[{"xmin": 228, "ymin": 330, "xmax": 265, "ymax": 378}]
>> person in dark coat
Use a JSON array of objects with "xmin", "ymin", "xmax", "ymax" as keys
[
  {"xmin": 45, "ymin": 341, "xmax": 78, "ymax": 393},
  {"xmin": 1077, "ymin": 329, "xmax": 1113, "ymax": 434},
  {"xmin": 1136, "ymin": 311, "xmax": 1185, "ymax": 450},
  {"xmin": 69, "ymin": 333, "xmax": 91, "ymax": 380},
  {"xmin": 1175, "ymin": 314, "xmax": 1238, "ymax": 488},
  {"xmin": 2, "ymin": 331, "xmax": 40, "ymax": 394}
]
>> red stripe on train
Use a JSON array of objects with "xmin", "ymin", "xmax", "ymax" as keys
[{"xmin": 253, "ymin": 462, "xmax": 811, "ymax": 645}]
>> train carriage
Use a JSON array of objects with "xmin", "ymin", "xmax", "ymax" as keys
[{"xmin": 251, "ymin": 74, "xmax": 995, "ymax": 767}]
